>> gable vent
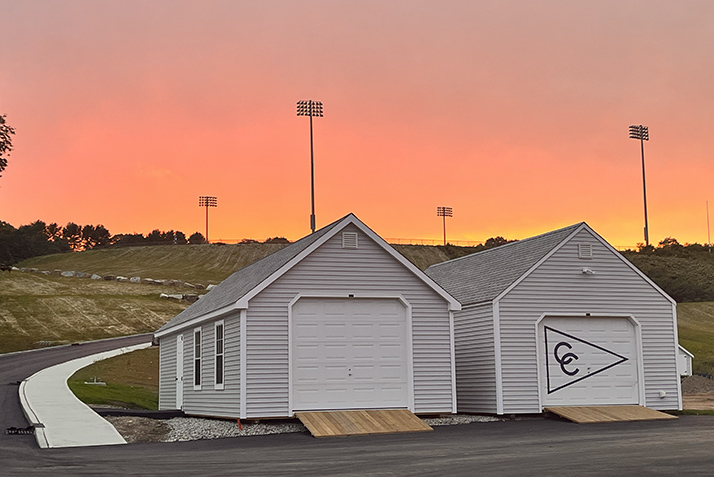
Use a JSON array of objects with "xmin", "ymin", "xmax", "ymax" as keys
[
  {"xmin": 578, "ymin": 243, "xmax": 593, "ymax": 259},
  {"xmin": 342, "ymin": 232, "xmax": 359, "ymax": 249}
]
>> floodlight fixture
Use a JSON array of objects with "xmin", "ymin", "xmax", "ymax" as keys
[
  {"xmin": 629, "ymin": 124, "xmax": 650, "ymax": 246},
  {"xmin": 297, "ymin": 100, "xmax": 323, "ymax": 233},
  {"xmin": 437, "ymin": 206, "xmax": 453, "ymax": 245},
  {"xmin": 198, "ymin": 195, "xmax": 217, "ymax": 244}
]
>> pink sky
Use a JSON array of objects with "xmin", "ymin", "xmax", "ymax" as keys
[{"xmin": 1, "ymin": 1, "xmax": 713, "ymax": 248}]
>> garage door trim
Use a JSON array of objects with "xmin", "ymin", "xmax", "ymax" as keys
[
  {"xmin": 534, "ymin": 313, "xmax": 646, "ymax": 410},
  {"xmin": 287, "ymin": 293, "xmax": 415, "ymax": 414}
]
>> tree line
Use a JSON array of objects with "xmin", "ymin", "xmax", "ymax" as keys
[{"xmin": 0, "ymin": 220, "xmax": 294, "ymax": 265}]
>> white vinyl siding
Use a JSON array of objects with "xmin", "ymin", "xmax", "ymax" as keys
[
  {"xmin": 179, "ymin": 314, "xmax": 242, "ymax": 418},
  {"xmin": 245, "ymin": 224, "xmax": 454, "ymax": 418},
  {"xmin": 496, "ymin": 228, "xmax": 678, "ymax": 413},
  {"xmin": 453, "ymin": 303, "xmax": 498, "ymax": 413}
]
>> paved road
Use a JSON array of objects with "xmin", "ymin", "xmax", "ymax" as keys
[{"xmin": 2, "ymin": 337, "xmax": 714, "ymax": 476}]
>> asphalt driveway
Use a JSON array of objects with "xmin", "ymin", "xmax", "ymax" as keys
[{"xmin": 2, "ymin": 336, "xmax": 714, "ymax": 476}]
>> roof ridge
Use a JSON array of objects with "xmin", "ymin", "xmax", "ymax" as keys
[{"xmin": 428, "ymin": 222, "xmax": 585, "ymax": 270}]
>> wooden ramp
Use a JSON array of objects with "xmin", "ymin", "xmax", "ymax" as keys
[
  {"xmin": 295, "ymin": 409, "xmax": 433, "ymax": 437},
  {"xmin": 545, "ymin": 405, "xmax": 678, "ymax": 424}
]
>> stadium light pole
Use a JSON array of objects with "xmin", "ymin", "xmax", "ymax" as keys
[
  {"xmin": 436, "ymin": 206, "xmax": 453, "ymax": 245},
  {"xmin": 629, "ymin": 125, "xmax": 650, "ymax": 247},
  {"xmin": 297, "ymin": 100, "xmax": 323, "ymax": 233},
  {"xmin": 198, "ymin": 196, "xmax": 217, "ymax": 244}
]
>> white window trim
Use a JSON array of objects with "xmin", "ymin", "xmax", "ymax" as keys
[
  {"xmin": 193, "ymin": 327, "xmax": 202, "ymax": 390},
  {"xmin": 214, "ymin": 320, "xmax": 225, "ymax": 390}
]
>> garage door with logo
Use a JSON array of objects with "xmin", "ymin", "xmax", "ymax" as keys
[
  {"xmin": 539, "ymin": 317, "xmax": 640, "ymax": 407},
  {"xmin": 292, "ymin": 297, "xmax": 410, "ymax": 412}
]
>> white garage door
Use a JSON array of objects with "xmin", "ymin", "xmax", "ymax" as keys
[
  {"xmin": 292, "ymin": 297, "xmax": 410, "ymax": 412},
  {"xmin": 539, "ymin": 317, "xmax": 640, "ymax": 407}
]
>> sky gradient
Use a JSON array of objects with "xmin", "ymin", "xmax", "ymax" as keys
[{"xmin": 2, "ymin": 1, "xmax": 713, "ymax": 248}]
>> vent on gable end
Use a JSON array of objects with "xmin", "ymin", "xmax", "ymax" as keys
[
  {"xmin": 578, "ymin": 243, "xmax": 593, "ymax": 259},
  {"xmin": 342, "ymin": 232, "xmax": 359, "ymax": 249}
]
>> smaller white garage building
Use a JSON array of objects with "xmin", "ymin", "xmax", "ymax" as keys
[
  {"xmin": 426, "ymin": 222, "xmax": 682, "ymax": 414},
  {"xmin": 155, "ymin": 213, "xmax": 460, "ymax": 419}
]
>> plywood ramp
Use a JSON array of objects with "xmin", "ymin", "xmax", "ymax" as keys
[
  {"xmin": 295, "ymin": 409, "xmax": 433, "ymax": 437},
  {"xmin": 545, "ymin": 405, "xmax": 678, "ymax": 424}
]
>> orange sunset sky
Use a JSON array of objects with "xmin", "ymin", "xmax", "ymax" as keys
[{"xmin": 1, "ymin": 1, "xmax": 713, "ymax": 248}]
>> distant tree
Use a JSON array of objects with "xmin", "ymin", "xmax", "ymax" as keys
[
  {"xmin": 112, "ymin": 233, "xmax": 145, "ymax": 247},
  {"xmin": 484, "ymin": 236, "xmax": 512, "ymax": 249},
  {"xmin": 264, "ymin": 237, "xmax": 290, "ymax": 244},
  {"xmin": 146, "ymin": 229, "xmax": 164, "ymax": 243},
  {"xmin": 62, "ymin": 222, "xmax": 83, "ymax": 251},
  {"xmin": 240, "ymin": 238, "xmax": 260, "ymax": 244},
  {"xmin": 0, "ymin": 114, "xmax": 15, "ymax": 179},
  {"xmin": 174, "ymin": 231, "xmax": 187, "ymax": 245},
  {"xmin": 82, "ymin": 224, "xmax": 111, "ymax": 249},
  {"xmin": 188, "ymin": 232, "xmax": 205, "ymax": 244}
]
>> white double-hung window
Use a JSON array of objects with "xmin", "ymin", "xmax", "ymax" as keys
[
  {"xmin": 215, "ymin": 320, "xmax": 225, "ymax": 390},
  {"xmin": 193, "ymin": 328, "xmax": 202, "ymax": 390}
]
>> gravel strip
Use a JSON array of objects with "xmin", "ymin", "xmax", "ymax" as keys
[{"xmin": 107, "ymin": 413, "xmax": 501, "ymax": 443}]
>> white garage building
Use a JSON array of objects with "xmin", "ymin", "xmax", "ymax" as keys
[
  {"xmin": 425, "ymin": 222, "xmax": 682, "ymax": 414},
  {"xmin": 155, "ymin": 214, "xmax": 460, "ymax": 419}
]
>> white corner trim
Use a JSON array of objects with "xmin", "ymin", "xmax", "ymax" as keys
[
  {"xmin": 672, "ymin": 302, "xmax": 683, "ymax": 411},
  {"xmin": 240, "ymin": 309, "xmax": 247, "ymax": 419},
  {"xmin": 449, "ymin": 309, "xmax": 457, "ymax": 414},
  {"xmin": 493, "ymin": 301, "xmax": 504, "ymax": 415}
]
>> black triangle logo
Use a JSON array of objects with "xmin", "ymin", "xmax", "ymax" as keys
[{"xmin": 544, "ymin": 325, "xmax": 629, "ymax": 394}]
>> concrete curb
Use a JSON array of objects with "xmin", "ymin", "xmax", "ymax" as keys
[{"xmin": 19, "ymin": 342, "xmax": 152, "ymax": 448}]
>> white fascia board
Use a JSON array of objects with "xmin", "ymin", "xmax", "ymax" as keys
[
  {"xmin": 584, "ymin": 226, "xmax": 677, "ymax": 306},
  {"xmin": 493, "ymin": 224, "xmax": 586, "ymax": 304},
  {"xmin": 234, "ymin": 215, "xmax": 355, "ymax": 309},
  {"xmin": 154, "ymin": 302, "xmax": 242, "ymax": 338},
  {"xmin": 349, "ymin": 217, "xmax": 462, "ymax": 311},
  {"xmin": 678, "ymin": 344, "xmax": 694, "ymax": 358}
]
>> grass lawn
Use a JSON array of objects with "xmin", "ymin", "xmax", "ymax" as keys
[
  {"xmin": 677, "ymin": 301, "xmax": 714, "ymax": 376},
  {"xmin": 68, "ymin": 347, "xmax": 160, "ymax": 410},
  {"xmin": 0, "ymin": 272, "xmax": 189, "ymax": 353}
]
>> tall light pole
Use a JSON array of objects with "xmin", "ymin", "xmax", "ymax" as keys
[
  {"xmin": 437, "ymin": 206, "xmax": 453, "ymax": 245},
  {"xmin": 198, "ymin": 196, "xmax": 217, "ymax": 244},
  {"xmin": 629, "ymin": 125, "xmax": 650, "ymax": 247},
  {"xmin": 297, "ymin": 100, "xmax": 323, "ymax": 234}
]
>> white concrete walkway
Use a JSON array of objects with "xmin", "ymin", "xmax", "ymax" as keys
[{"xmin": 19, "ymin": 342, "xmax": 152, "ymax": 448}]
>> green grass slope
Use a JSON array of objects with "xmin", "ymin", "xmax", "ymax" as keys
[
  {"xmin": 18, "ymin": 243, "xmax": 289, "ymax": 285},
  {"xmin": 0, "ymin": 272, "xmax": 189, "ymax": 353},
  {"xmin": 677, "ymin": 302, "xmax": 714, "ymax": 376}
]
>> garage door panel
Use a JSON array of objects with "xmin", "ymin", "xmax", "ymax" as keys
[
  {"xmin": 540, "ymin": 317, "xmax": 640, "ymax": 407},
  {"xmin": 292, "ymin": 298, "xmax": 409, "ymax": 411}
]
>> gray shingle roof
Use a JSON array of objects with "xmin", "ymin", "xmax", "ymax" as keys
[
  {"xmin": 156, "ymin": 214, "xmax": 348, "ymax": 334},
  {"xmin": 425, "ymin": 223, "xmax": 583, "ymax": 306}
]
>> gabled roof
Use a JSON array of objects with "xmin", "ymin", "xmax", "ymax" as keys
[
  {"xmin": 156, "ymin": 213, "xmax": 460, "ymax": 337},
  {"xmin": 425, "ymin": 223, "xmax": 584, "ymax": 306}
]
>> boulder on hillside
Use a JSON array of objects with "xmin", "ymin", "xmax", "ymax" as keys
[
  {"xmin": 166, "ymin": 279, "xmax": 183, "ymax": 287},
  {"xmin": 129, "ymin": 277, "xmax": 141, "ymax": 283},
  {"xmin": 141, "ymin": 278, "xmax": 155, "ymax": 285},
  {"xmin": 53, "ymin": 269, "xmax": 63, "ymax": 276},
  {"xmin": 75, "ymin": 272, "xmax": 89, "ymax": 278},
  {"xmin": 61, "ymin": 271, "xmax": 75, "ymax": 278},
  {"xmin": 41, "ymin": 271, "xmax": 51, "ymax": 275},
  {"xmin": 103, "ymin": 275, "xmax": 115, "ymax": 281},
  {"xmin": 183, "ymin": 282, "xmax": 196, "ymax": 289},
  {"xmin": 206, "ymin": 284, "xmax": 217, "ymax": 291},
  {"xmin": 194, "ymin": 283, "xmax": 205, "ymax": 290},
  {"xmin": 90, "ymin": 274, "xmax": 102, "ymax": 280},
  {"xmin": 116, "ymin": 276, "xmax": 129, "ymax": 282}
]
